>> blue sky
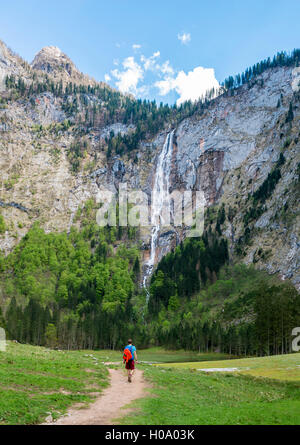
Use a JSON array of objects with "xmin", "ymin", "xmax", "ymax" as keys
[{"xmin": 1, "ymin": 0, "xmax": 299, "ymax": 104}]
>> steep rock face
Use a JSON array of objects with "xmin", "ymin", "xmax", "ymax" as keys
[
  {"xmin": 175, "ymin": 68, "xmax": 292, "ymax": 191},
  {"xmin": 25, "ymin": 92, "xmax": 66, "ymax": 125},
  {"xmin": 170, "ymin": 67, "xmax": 299, "ymax": 288}
]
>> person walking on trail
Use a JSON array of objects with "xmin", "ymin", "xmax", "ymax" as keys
[{"xmin": 123, "ymin": 339, "xmax": 138, "ymax": 383}]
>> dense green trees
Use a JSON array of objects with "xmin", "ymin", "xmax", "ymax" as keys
[
  {"xmin": 148, "ymin": 233, "xmax": 229, "ymax": 315},
  {"xmin": 254, "ymin": 284, "xmax": 299, "ymax": 355},
  {"xmin": 1, "ymin": 219, "xmax": 141, "ymax": 349},
  {"xmin": 145, "ymin": 211, "xmax": 299, "ymax": 356},
  {"xmin": 147, "ymin": 262, "xmax": 300, "ymax": 356},
  {"xmin": 1, "ymin": 220, "xmax": 299, "ymax": 355}
]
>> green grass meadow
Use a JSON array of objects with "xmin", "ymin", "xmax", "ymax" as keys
[
  {"xmin": 156, "ymin": 353, "xmax": 300, "ymax": 381},
  {"xmin": 120, "ymin": 365, "xmax": 300, "ymax": 425},
  {"xmin": 1, "ymin": 342, "xmax": 300, "ymax": 425},
  {"xmin": 119, "ymin": 352, "xmax": 300, "ymax": 425},
  {"xmin": 0, "ymin": 341, "xmax": 110, "ymax": 425}
]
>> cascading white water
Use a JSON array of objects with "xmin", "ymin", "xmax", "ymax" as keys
[{"xmin": 143, "ymin": 130, "xmax": 174, "ymax": 291}]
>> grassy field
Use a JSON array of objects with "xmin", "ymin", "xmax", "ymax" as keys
[
  {"xmin": 2, "ymin": 342, "xmax": 300, "ymax": 425},
  {"xmin": 0, "ymin": 343, "xmax": 230, "ymax": 424},
  {"xmin": 120, "ymin": 363, "xmax": 300, "ymax": 425},
  {"xmin": 119, "ymin": 352, "xmax": 300, "ymax": 425},
  {"xmin": 87, "ymin": 346, "xmax": 234, "ymax": 364},
  {"xmin": 128, "ymin": 347, "xmax": 234, "ymax": 364},
  {"xmin": 0, "ymin": 341, "xmax": 110, "ymax": 425},
  {"xmin": 156, "ymin": 353, "xmax": 300, "ymax": 381}
]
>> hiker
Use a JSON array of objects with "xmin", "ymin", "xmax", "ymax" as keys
[{"xmin": 123, "ymin": 339, "xmax": 138, "ymax": 383}]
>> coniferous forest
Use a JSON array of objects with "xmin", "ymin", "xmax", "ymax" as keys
[{"xmin": 1, "ymin": 207, "xmax": 299, "ymax": 355}]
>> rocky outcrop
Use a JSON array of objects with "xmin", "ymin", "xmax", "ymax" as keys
[
  {"xmin": 31, "ymin": 46, "xmax": 95, "ymax": 86},
  {"xmin": 31, "ymin": 46, "xmax": 76, "ymax": 76},
  {"xmin": 150, "ymin": 67, "xmax": 300, "ymax": 287},
  {"xmin": 175, "ymin": 67, "xmax": 293, "ymax": 191}
]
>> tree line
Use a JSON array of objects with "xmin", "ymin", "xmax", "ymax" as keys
[
  {"xmin": 0, "ymin": 219, "xmax": 299, "ymax": 355},
  {"xmin": 223, "ymin": 49, "xmax": 300, "ymax": 90}
]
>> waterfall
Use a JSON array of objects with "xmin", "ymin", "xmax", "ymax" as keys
[{"xmin": 143, "ymin": 130, "xmax": 174, "ymax": 291}]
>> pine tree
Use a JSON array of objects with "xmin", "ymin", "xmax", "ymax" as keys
[{"xmin": 286, "ymin": 102, "xmax": 294, "ymax": 122}]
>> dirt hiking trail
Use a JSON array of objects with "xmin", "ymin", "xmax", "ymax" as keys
[{"xmin": 45, "ymin": 368, "xmax": 147, "ymax": 425}]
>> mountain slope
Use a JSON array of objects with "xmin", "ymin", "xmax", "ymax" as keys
[
  {"xmin": 0, "ymin": 40, "xmax": 299, "ymax": 290},
  {"xmin": 172, "ymin": 66, "xmax": 300, "ymax": 287}
]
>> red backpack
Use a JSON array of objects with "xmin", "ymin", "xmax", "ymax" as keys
[{"xmin": 123, "ymin": 346, "xmax": 133, "ymax": 363}]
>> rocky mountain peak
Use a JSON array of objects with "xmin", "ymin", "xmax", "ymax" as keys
[
  {"xmin": 31, "ymin": 45, "xmax": 77, "ymax": 77},
  {"xmin": 30, "ymin": 45, "xmax": 98, "ymax": 86}
]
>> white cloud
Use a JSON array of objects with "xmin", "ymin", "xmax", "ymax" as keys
[
  {"xmin": 155, "ymin": 66, "xmax": 219, "ymax": 105},
  {"xmin": 109, "ymin": 47, "xmax": 219, "ymax": 104},
  {"xmin": 178, "ymin": 32, "xmax": 191, "ymax": 45},
  {"xmin": 110, "ymin": 51, "xmax": 177, "ymax": 97},
  {"xmin": 160, "ymin": 60, "xmax": 174, "ymax": 76},
  {"xmin": 140, "ymin": 51, "xmax": 161, "ymax": 71},
  {"xmin": 132, "ymin": 43, "xmax": 142, "ymax": 50},
  {"xmin": 111, "ymin": 56, "xmax": 144, "ymax": 95},
  {"xmin": 155, "ymin": 78, "xmax": 175, "ymax": 96}
]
